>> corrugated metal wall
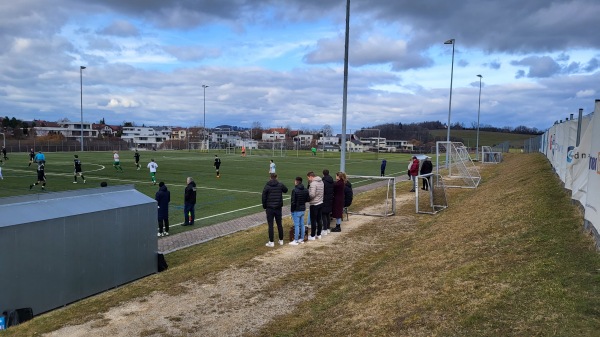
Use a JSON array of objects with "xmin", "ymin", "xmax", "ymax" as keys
[{"xmin": 0, "ymin": 185, "xmax": 157, "ymax": 315}]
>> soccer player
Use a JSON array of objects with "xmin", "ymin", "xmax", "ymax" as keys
[
  {"xmin": 28, "ymin": 148, "xmax": 35, "ymax": 167},
  {"xmin": 269, "ymin": 159, "xmax": 276, "ymax": 174},
  {"xmin": 1, "ymin": 146, "xmax": 7, "ymax": 160},
  {"xmin": 73, "ymin": 155, "xmax": 86, "ymax": 183},
  {"xmin": 29, "ymin": 162, "xmax": 46, "ymax": 190},
  {"xmin": 214, "ymin": 154, "xmax": 221, "ymax": 178},
  {"xmin": 113, "ymin": 151, "xmax": 123, "ymax": 172},
  {"xmin": 134, "ymin": 150, "xmax": 141, "ymax": 170},
  {"xmin": 147, "ymin": 158, "xmax": 158, "ymax": 185},
  {"xmin": 34, "ymin": 151, "xmax": 45, "ymax": 165}
]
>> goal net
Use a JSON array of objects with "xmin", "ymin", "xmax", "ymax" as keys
[
  {"xmin": 415, "ymin": 173, "xmax": 448, "ymax": 214},
  {"xmin": 247, "ymin": 141, "xmax": 287, "ymax": 157},
  {"xmin": 481, "ymin": 146, "xmax": 503, "ymax": 164},
  {"xmin": 346, "ymin": 175, "xmax": 396, "ymax": 217},
  {"xmin": 435, "ymin": 141, "xmax": 481, "ymax": 188}
]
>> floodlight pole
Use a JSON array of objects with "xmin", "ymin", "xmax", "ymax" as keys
[
  {"xmin": 80, "ymin": 66, "xmax": 86, "ymax": 152},
  {"xmin": 444, "ymin": 39, "xmax": 455, "ymax": 167},
  {"xmin": 202, "ymin": 84, "xmax": 209, "ymax": 150},
  {"xmin": 476, "ymin": 74, "xmax": 483, "ymax": 161},
  {"xmin": 340, "ymin": 0, "xmax": 350, "ymax": 172}
]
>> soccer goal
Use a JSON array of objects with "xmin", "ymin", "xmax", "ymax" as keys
[
  {"xmin": 346, "ymin": 175, "xmax": 396, "ymax": 217},
  {"xmin": 481, "ymin": 146, "xmax": 503, "ymax": 164},
  {"xmin": 435, "ymin": 141, "xmax": 481, "ymax": 188},
  {"xmin": 415, "ymin": 173, "xmax": 448, "ymax": 214}
]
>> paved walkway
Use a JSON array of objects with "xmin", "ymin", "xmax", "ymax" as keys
[{"xmin": 158, "ymin": 176, "xmax": 407, "ymax": 254}]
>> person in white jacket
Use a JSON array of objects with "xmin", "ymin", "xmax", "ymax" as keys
[{"xmin": 306, "ymin": 171, "xmax": 324, "ymax": 240}]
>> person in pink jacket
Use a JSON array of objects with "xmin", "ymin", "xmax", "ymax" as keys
[
  {"xmin": 409, "ymin": 156, "xmax": 420, "ymax": 192},
  {"xmin": 306, "ymin": 171, "xmax": 324, "ymax": 240}
]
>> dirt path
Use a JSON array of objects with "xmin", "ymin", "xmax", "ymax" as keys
[{"xmin": 45, "ymin": 196, "xmax": 415, "ymax": 336}]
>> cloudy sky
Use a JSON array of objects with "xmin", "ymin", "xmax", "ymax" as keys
[{"xmin": 1, "ymin": 0, "xmax": 599, "ymax": 133}]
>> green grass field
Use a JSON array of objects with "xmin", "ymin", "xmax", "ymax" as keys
[{"xmin": 0, "ymin": 150, "xmax": 416, "ymax": 234}]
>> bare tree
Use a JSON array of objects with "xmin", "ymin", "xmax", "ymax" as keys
[{"xmin": 322, "ymin": 124, "xmax": 333, "ymax": 137}]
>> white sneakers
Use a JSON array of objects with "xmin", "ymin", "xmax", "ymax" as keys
[
  {"xmin": 289, "ymin": 241, "xmax": 299, "ymax": 246},
  {"xmin": 279, "ymin": 240, "xmax": 284, "ymax": 246},
  {"xmin": 308, "ymin": 236, "xmax": 316, "ymax": 241},
  {"xmin": 265, "ymin": 241, "xmax": 275, "ymax": 247},
  {"xmin": 317, "ymin": 235, "xmax": 322, "ymax": 239},
  {"xmin": 158, "ymin": 232, "xmax": 169, "ymax": 237}
]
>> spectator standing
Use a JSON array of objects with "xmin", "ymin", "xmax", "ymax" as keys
[
  {"xmin": 262, "ymin": 173, "xmax": 288, "ymax": 247},
  {"xmin": 73, "ymin": 155, "xmax": 86, "ymax": 183},
  {"xmin": 380, "ymin": 159, "xmax": 387, "ymax": 176},
  {"xmin": 331, "ymin": 172, "xmax": 346, "ymax": 232},
  {"xmin": 321, "ymin": 169, "xmax": 334, "ymax": 234},
  {"xmin": 420, "ymin": 157, "xmax": 433, "ymax": 191},
  {"xmin": 289, "ymin": 176, "xmax": 309, "ymax": 245},
  {"xmin": 2, "ymin": 146, "xmax": 8, "ymax": 160},
  {"xmin": 307, "ymin": 171, "xmax": 324, "ymax": 240},
  {"xmin": 156, "ymin": 182, "xmax": 171, "ymax": 236},
  {"xmin": 409, "ymin": 156, "xmax": 420, "ymax": 192},
  {"xmin": 214, "ymin": 155, "xmax": 221, "ymax": 178},
  {"xmin": 147, "ymin": 158, "xmax": 158, "ymax": 185},
  {"xmin": 182, "ymin": 177, "xmax": 197, "ymax": 226}
]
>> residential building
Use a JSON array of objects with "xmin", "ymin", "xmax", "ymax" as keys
[
  {"xmin": 34, "ymin": 121, "xmax": 98, "ymax": 141},
  {"xmin": 121, "ymin": 126, "xmax": 172, "ymax": 149}
]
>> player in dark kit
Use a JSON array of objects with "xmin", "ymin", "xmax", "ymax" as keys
[
  {"xmin": 28, "ymin": 148, "xmax": 35, "ymax": 166},
  {"xmin": 134, "ymin": 150, "xmax": 141, "ymax": 170},
  {"xmin": 1, "ymin": 146, "xmax": 7, "ymax": 161},
  {"xmin": 73, "ymin": 155, "xmax": 86, "ymax": 183},
  {"xmin": 214, "ymin": 154, "xmax": 221, "ymax": 178},
  {"xmin": 29, "ymin": 162, "xmax": 47, "ymax": 190}
]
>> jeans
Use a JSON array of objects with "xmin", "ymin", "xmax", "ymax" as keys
[
  {"xmin": 266, "ymin": 208, "xmax": 283, "ymax": 242},
  {"xmin": 309, "ymin": 204, "xmax": 323, "ymax": 237},
  {"xmin": 184, "ymin": 203, "xmax": 195, "ymax": 225},
  {"xmin": 291, "ymin": 210, "xmax": 305, "ymax": 241}
]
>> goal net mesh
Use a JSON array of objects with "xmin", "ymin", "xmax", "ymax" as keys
[
  {"xmin": 346, "ymin": 175, "xmax": 396, "ymax": 217},
  {"xmin": 435, "ymin": 141, "xmax": 481, "ymax": 188},
  {"xmin": 415, "ymin": 173, "xmax": 448, "ymax": 214},
  {"xmin": 481, "ymin": 146, "xmax": 503, "ymax": 164}
]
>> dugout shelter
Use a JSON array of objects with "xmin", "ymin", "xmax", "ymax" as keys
[{"xmin": 0, "ymin": 185, "xmax": 157, "ymax": 316}]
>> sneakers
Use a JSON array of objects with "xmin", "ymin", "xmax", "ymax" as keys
[
  {"xmin": 317, "ymin": 235, "xmax": 322, "ymax": 239},
  {"xmin": 308, "ymin": 236, "xmax": 316, "ymax": 241},
  {"xmin": 328, "ymin": 229, "xmax": 331, "ymax": 234},
  {"xmin": 265, "ymin": 241, "xmax": 275, "ymax": 247},
  {"xmin": 83, "ymin": 180, "xmax": 86, "ymax": 184},
  {"xmin": 322, "ymin": 230, "xmax": 328, "ymax": 236},
  {"xmin": 331, "ymin": 227, "xmax": 341, "ymax": 232},
  {"xmin": 164, "ymin": 232, "xmax": 169, "ymax": 236},
  {"xmin": 157, "ymin": 233, "xmax": 162, "ymax": 237},
  {"xmin": 289, "ymin": 241, "xmax": 299, "ymax": 246},
  {"xmin": 279, "ymin": 240, "xmax": 284, "ymax": 246},
  {"xmin": 73, "ymin": 181, "xmax": 77, "ymax": 184}
]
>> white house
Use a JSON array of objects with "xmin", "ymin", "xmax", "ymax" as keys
[
  {"xmin": 34, "ymin": 121, "xmax": 98, "ymax": 141},
  {"xmin": 121, "ymin": 126, "xmax": 172, "ymax": 149},
  {"xmin": 386, "ymin": 139, "xmax": 414, "ymax": 151}
]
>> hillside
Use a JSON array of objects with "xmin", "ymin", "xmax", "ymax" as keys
[{"xmin": 429, "ymin": 129, "xmax": 535, "ymax": 148}]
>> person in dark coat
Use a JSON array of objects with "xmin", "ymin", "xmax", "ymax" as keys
[
  {"xmin": 289, "ymin": 176, "xmax": 309, "ymax": 245},
  {"xmin": 183, "ymin": 177, "xmax": 197, "ymax": 226},
  {"xmin": 420, "ymin": 157, "xmax": 433, "ymax": 191},
  {"xmin": 156, "ymin": 182, "xmax": 171, "ymax": 236},
  {"xmin": 331, "ymin": 172, "xmax": 347, "ymax": 232},
  {"xmin": 262, "ymin": 173, "xmax": 289, "ymax": 247},
  {"xmin": 380, "ymin": 159, "xmax": 387, "ymax": 176},
  {"xmin": 321, "ymin": 169, "xmax": 334, "ymax": 234}
]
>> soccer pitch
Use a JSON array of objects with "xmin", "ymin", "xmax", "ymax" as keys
[{"xmin": 0, "ymin": 150, "xmax": 414, "ymax": 234}]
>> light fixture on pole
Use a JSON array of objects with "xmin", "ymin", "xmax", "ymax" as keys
[
  {"xmin": 444, "ymin": 39, "xmax": 455, "ymax": 167},
  {"xmin": 202, "ymin": 84, "xmax": 209, "ymax": 150},
  {"xmin": 80, "ymin": 66, "xmax": 86, "ymax": 152},
  {"xmin": 476, "ymin": 74, "xmax": 483, "ymax": 161}
]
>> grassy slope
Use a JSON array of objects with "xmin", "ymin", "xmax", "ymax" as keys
[
  {"xmin": 429, "ymin": 129, "xmax": 535, "ymax": 148},
  {"xmin": 4, "ymin": 153, "xmax": 600, "ymax": 336}
]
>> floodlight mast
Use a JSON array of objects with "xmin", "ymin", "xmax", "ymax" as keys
[
  {"xmin": 476, "ymin": 74, "xmax": 483, "ymax": 161},
  {"xmin": 340, "ymin": 0, "xmax": 350, "ymax": 172},
  {"xmin": 444, "ymin": 38, "xmax": 455, "ymax": 167}
]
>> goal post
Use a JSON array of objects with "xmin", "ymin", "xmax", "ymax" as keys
[
  {"xmin": 415, "ymin": 173, "xmax": 448, "ymax": 214},
  {"xmin": 435, "ymin": 141, "xmax": 481, "ymax": 188},
  {"xmin": 346, "ymin": 175, "xmax": 396, "ymax": 217}
]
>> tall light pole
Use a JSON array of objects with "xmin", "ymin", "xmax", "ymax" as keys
[
  {"xmin": 444, "ymin": 39, "xmax": 455, "ymax": 166},
  {"xmin": 202, "ymin": 84, "xmax": 209, "ymax": 150},
  {"xmin": 80, "ymin": 66, "xmax": 86, "ymax": 152},
  {"xmin": 476, "ymin": 74, "xmax": 483, "ymax": 161}
]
